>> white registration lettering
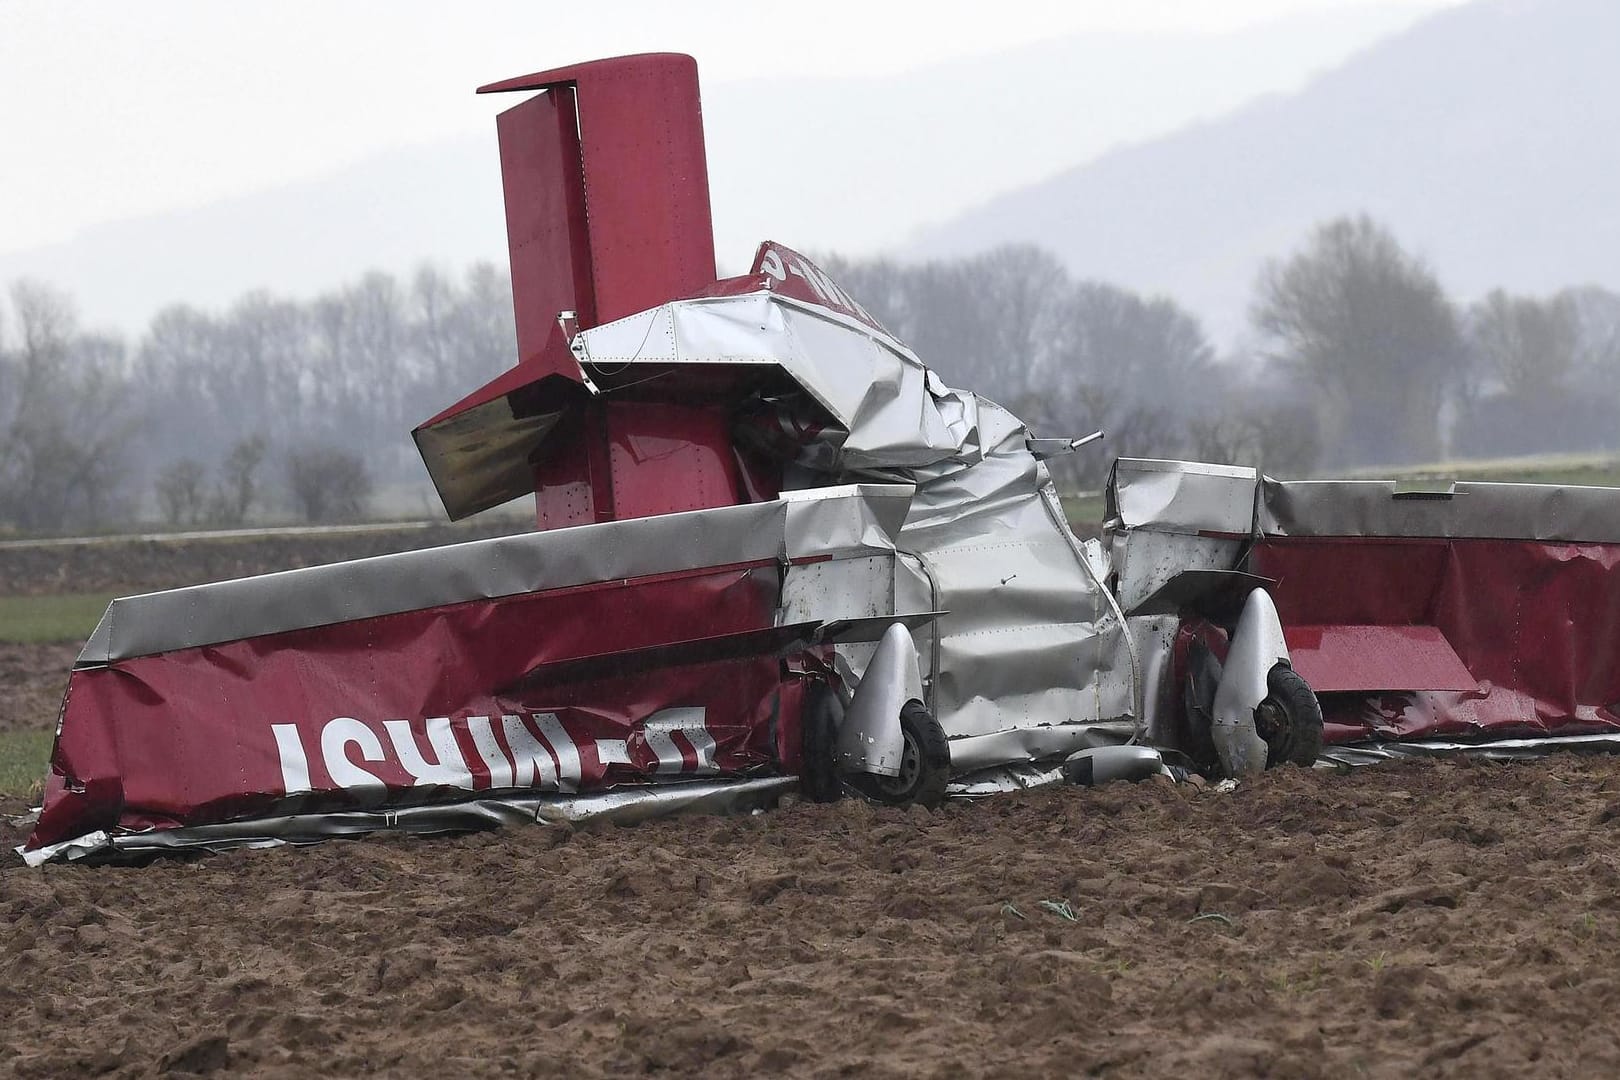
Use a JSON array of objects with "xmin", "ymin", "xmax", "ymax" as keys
[
  {"xmin": 642, "ymin": 707, "xmax": 718, "ymax": 775},
  {"xmin": 320, "ymin": 716, "xmax": 387, "ymax": 792},
  {"xmin": 501, "ymin": 712, "xmax": 583, "ymax": 792},
  {"xmin": 384, "ymin": 717, "xmax": 474, "ymax": 789},
  {"xmin": 466, "ymin": 715, "xmax": 514, "ymax": 787},
  {"xmin": 271, "ymin": 723, "xmax": 312, "ymax": 794}
]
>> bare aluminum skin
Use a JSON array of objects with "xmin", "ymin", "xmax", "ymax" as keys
[
  {"xmin": 574, "ymin": 288, "xmax": 1133, "ymax": 775},
  {"xmin": 1209, "ymin": 589, "xmax": 1291, "ymax": 779},
  {"xmin": 838, "ymin": 622, "xmax": 922, "ymax": 776},
  {"xmin": 77, "ymin": 484, "xmax": 914, "ymax": 665}
]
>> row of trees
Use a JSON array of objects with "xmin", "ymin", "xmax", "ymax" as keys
[
  {"xmin": 830, "ymin": 215, "xmax": 1620, "ymax": 476},
  {"xmin": 0, "ymin": 265, "xmax": 516, "ymax": 533},
  {"xmin": 5, "ymin": 216, "xmax": 1620, "ymax": 533},
  {"xmin": 1255, "ymin": 216, "xmax": 1620, "ymax": 465},
  {"xmin": 825, "ymin": 246, "xmax": 1322, "ymax": 486}
]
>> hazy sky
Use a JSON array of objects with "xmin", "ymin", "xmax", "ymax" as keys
[{"xmin": 2, "ymin": 0, "xmax": 1461, "ymax": 257}]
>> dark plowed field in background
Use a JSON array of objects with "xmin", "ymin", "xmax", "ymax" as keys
[
  {"xmin": 7, "ymin": 529, "xmax": 1620, "ymax": 1076},
  {"xmin": 6, "ymin": 758, "xmax": 1620, "ymax": 1077},
  {"xmin": 0, "ymin": 644, "xmax": 76, "ymax": 736},
  {"xmin": 0, "ymin": 520, "xmax": 528, "ymax": 596}
]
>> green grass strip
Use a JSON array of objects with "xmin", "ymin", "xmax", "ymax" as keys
[
  {"xmin": 0, "ymin": 592, "xmax": 117, "ymax": 645},
  {"xmin": 0, "ymin": 730, "xmax": 53, "ymax": 799}
]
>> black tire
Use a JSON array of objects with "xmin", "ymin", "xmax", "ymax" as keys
[
  {"xmin": 1255, "ymin": 664, "xmax": 1323, "ymax": 768},
  {"xmin": 799, "ymin": 681, "xmax": 843, "ymax": 803},
  {"xmin": 848, "ymin": 701, "xmax": 951, "ymax": 809},
  {"xmin": 1182, "ymin": 638, "xmax": 1224, "ymax": 775}
]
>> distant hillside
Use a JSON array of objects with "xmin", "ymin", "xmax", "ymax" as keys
[
  {"xmin": 913, "ymin": 0, "xmax": 1620, "ymax": 345},
  {"xmin": 0, "ymin": 5, "xmax": 1431, "ymax": 335}
]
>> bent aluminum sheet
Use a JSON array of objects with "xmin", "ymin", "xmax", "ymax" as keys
[
  {"xmin": 79, "ymin": 484, "xmax": 912, "ymax": 664},
  {"xmin": 572, "ymin": 287, "xmax": 1134, "ymax": 769},
  {"xmin": 1108, "ymin": 458, "xmax": 1258, "ymax": 536},
  {"xmin": 1262, "ymin": 476, "xmax": 1620, "ymax": 543},
  {"xmin": 20, "ymin": 777, "xmax": 796, "ymax": 866},
  {"xmin": 574, "ymin": 291, "xmax": 971, "ymax": 473}
]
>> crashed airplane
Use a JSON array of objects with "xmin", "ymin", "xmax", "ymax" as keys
[{"xmin": 22, "ymin": 54, "xmax": 1620, "ymax": 864}]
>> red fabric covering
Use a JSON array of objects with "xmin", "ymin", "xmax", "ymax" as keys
[
  {"xmin": 1254, "ymin": 538, "xmax": 1620, "ymax": 743},
  {"xmin": 29, "ymin": 562, "xmax": 786, "ymax": 852}
]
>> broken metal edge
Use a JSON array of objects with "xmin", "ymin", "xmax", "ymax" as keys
[
  {"xmin": 17, "ymin": 776, "xmax": 799, "ymax": 867},
  {"xmin": 1318, "ymin": 733, "xmax": 1620, "ymax": 766}
]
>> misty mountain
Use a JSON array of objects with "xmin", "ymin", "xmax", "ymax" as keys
[
  {"xmin": 912, "ymin": 0, "xmax": 1620, "ymax": 346},
  {"xmin": 0, "ymin": 5, "xmax": 1430, "ymax": 336}
]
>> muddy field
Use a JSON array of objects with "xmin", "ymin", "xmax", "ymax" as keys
[
  {"xmin": 6, "ymin": 758, "xmax": 1620, "ymax": 1077},
  {"xmin": 0, "ymin": 644, "xmax": 76, "ymax": 737},
  {"xmin": 7, "ymin": 534, "xmax": 1620, "ymax": 1076}
]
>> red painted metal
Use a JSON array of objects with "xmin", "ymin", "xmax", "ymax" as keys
[
  {"xmin": 750, "ymin": 242, "xmax": 891, "ymax": 336},
  {"xmin": 31, "ymin": 561, "xmax": 785, "ymax": 851},
  {"xmin": 496, "ymin": 87, "xmax": 596, "ymax": 366},
  {"xmin": 481, "ymin": 53, "xmax": 717, "ymax": 329},
  {"xmin": 1284, "ymin": 624, "xmax": 1476, "ymax": 693},
  {"xmin": 532, "ymin": 405, "xmax": 607, "ymax": 529},
  {"xmin": 1254, "ymin": 537, "xmax": 1620, "ymax": 743},
  {"xmin": 414, "ymin": 53, "xmax": 722, "ymax": 525},
  {"xmin": 1255, "ymin": 537, "xmax": 1450, "ymax": 627},
  {"xmin": 605, "ymin": 403, "xmax": 748, "ymax": 519}
]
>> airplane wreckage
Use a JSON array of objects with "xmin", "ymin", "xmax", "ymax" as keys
[{"xmin": 21, "ymin": 54, "xmax": 1620, "ymax": 865}]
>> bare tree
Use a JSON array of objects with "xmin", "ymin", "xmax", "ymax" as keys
[
  {"xmin": 1252, "ymin": 215, "xmax": 1462, "ymax": 466},
  {"xmin": 211, "ymin": 434, "xmax": 269, "ymax": 525},
  {"xmin": 0, "ymin": 281, "xmax": 141, "ymax": 532},
  {"xmin": 824, "ymin": 245, "xmax": 1069, "ymax": 403},
  {"xmin": 155, "ymin": 459, "xmax": 209, "ymax": 526},
  {"xmin": 1454, "ymin": 287, "xmax": 1620, "ymax": 458},
  {"xmin": 1467, "ymin": 289, "xmax": 1581, "ymax": 399},
  {"xmin": 285, "ymin": 446, "xmax": 373, "ymax": 523}
]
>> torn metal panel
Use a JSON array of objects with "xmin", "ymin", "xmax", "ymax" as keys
[
  {"xmin": 568, "ymin": 279, "xmax": 1130, "ymax": 763},
  {"xmin": 21, "ymin": 777, "xmax": 795, "ymax": 866},
  {"xmin": 947, "ymin": 760, "xmax": 1073, "ymax": 796},
  {"xmin": 1319, "ymin": 734, "xmax": 1620, "ymax": 767},
  {"xmin": 901, "ymin": 405, "xmax": 1129, "ymax": 749},
  {"xmin": 1111, "ymin": 532, "xmax": 1251, "ymax": 617},
  {"xmin": 1131, "ymin": 616, "xmax": 1181, "ymax": 747},
  {"xmin": 571, "ymin": 289, "xmax": 970, "ymax": 472},
  {"xmin": 947, "ymin": 722, "xmax": 1127, "ymax": 775}
]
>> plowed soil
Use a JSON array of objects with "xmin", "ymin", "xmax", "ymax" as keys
[
  {"xmin": 0, "ymin": 644, "xmax": 77, "ymax": 735},
  {"xmin": 6, "ymin": 755, "xmax": 1620, "ymax": 1078},
  {"xmin": 0, "ymin": 520, "xmax": 528, "ymax": 596}
]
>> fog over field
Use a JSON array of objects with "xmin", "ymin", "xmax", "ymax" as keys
[
  {"xmin": 6, "ymin": 0, "xmax": 1619, "ymax": 535},
  {"xmin": 1, "ymin": 1, "xmax": 1447, "ymax": 338}
]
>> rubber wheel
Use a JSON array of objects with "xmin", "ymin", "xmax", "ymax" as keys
[
  {"xmin": 799, "ymin": 681, "xmax": 843, "ymax": 803},
  {"xmin": 1182, "ymin": 639, "xmax": 1224, "ymax": 776},
  {"xmin": 849, "ymin": 701, "xmax": 951, "ymax": 809},
  {"xmin": 1255, "ymin": 664, "xmax": 1323, "ymax": 768}
]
